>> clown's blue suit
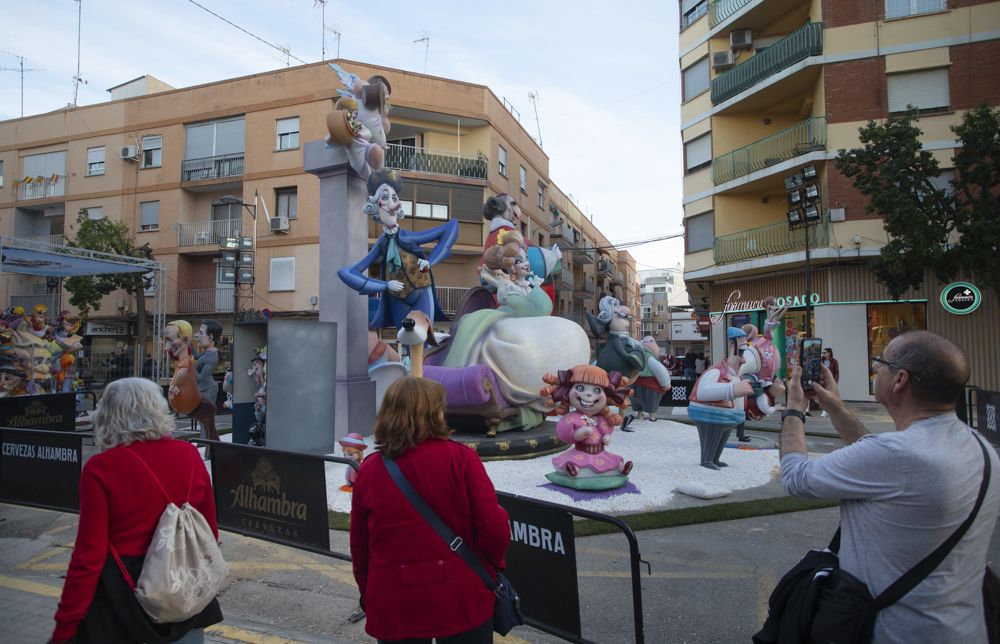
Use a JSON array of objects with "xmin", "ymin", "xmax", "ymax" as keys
[{"xmin": 338, "ymin": 220, "xmax": 459, "ymax": 329}]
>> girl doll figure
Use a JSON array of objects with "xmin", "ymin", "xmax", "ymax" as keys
[
  {"xmin": 479, "ymin": 229, "xmax": 551, "ymax": 317},
  {"xmin": 541, "ymin": 364, "xmax": 634, "ymax": 491}
]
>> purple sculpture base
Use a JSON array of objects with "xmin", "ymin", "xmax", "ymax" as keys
[{"xmin": 539, "ymin": 481, "xmax": 641, "ymax": 503}]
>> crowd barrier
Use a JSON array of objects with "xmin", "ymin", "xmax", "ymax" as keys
[{"xmin": 962, "ymin": 386, "xmax": 1000, "ymax": 445}]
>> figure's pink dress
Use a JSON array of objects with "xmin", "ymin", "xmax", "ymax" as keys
[{"xmin": 551, "ymin": 412, "xmax": 624, "ymax": 474}]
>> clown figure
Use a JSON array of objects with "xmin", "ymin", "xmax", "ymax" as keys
[
  {"xmin": 687, "ymin": 328, "xmax": 755, "ymax": 470},
  {"xmin": 630, "ymin": 336, "xmax": 672, "ymax": 422},
  {"xmin": 541, "ymin": 365, "xmax": 634, "ymax": 491},
  {"xmin": 338, "ymin": 432, "xmax": 368, "ymax": 492}
]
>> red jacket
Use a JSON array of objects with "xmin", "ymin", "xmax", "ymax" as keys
[
  {"xmin": 52, "ymin": 438, "xmax": 217, "ymax": 642},
  {"xmin": 350, "ymin": 439, "xmax": 510, "ymax": 640}
]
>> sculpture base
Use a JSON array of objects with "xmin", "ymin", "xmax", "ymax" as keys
[
  {"xmin": 451, "ymin": 418, "xmax": 563, "ymax": 460},
  {"xmin": 545, "ymin": 471, "xmax": 629, "ymax": 491}
]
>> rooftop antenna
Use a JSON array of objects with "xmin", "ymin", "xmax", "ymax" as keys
[
  {"xmin": 528, "ymin": 91, "xmax": 543, "ymax": 149},
  {"xmin": 326, "ymin": 25, "xmax": 341, "ymax": 58},
  {"xmin": 72, "ymin": 0, "xmax": 88, "ymax": 105},
  {"xmin": 314, "ymin": 0, "xmax": 327, "ymax": 59},
  {"xmin": 0, "ymin": 52, "xmax": 43, "ymax": 118},
  {"xmin": 278, "ymin": 44, "xmax": 291, "ymax": 67},
  {"xmin": 414, "ymin": 31, "xmax": 430, "ymax": 73}
]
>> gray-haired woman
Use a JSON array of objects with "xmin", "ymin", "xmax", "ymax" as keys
[{"xmin": 50, "ymin": 378, "xmax": 222, "ymax": 643}]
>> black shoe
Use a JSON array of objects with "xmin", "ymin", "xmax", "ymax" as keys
[
  {"xmin": 804, "ymin": 412, "xmax": 813, "ymax": 417},
  {"xmin": 738, "ymin": 437, "xmax": 752, "ymax": 443},
  {"xmin": 700, "ymin": 463, "xmax": 720, "ymax": 470},
  {"xmin": 621, "ymin": 415, "xmax": 635, "ymax": 432},
  {"xmin": 715, "ymin": 461, "xmax": 729, "ymax": 467}
]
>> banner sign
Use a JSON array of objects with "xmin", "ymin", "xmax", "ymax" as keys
[
  {"xmin": 0, "ymin": 393, "xmax": 75, "ymax": 432},
  {"xmin": 86, "ymin": 321, "xmax": 128, "ymax": 335},
  {"xmin": 211, "ymin": 443, "xmax": 331, "ymax": 551},
  {"xmin": 0, "ymin": 427, "xmax": 82, "ymax": 511},
  {"xmin": 940, "ymin": 282, "xmax": 982, "ymax": 315},
  {"xmin": 498, "ymin": 493, "xmax": 581, "ymax": 637}
]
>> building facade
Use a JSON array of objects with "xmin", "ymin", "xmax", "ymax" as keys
[
  {"xmin": 0, "ymin": 61, "xmax": 638, "ymax": 379},
  {"xmin": 679, "ymin": 0, "xmax": 1000, "ymax": 399},
  {"xmin": 639, "ymin": 267, "xmax": 707, "ymax": 357}
]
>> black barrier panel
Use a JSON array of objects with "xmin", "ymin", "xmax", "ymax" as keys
[
  {"xmin": 211, "ymin": 441, "xmax": 331, "ymax": 551},
  {"xmin": 0, "ymin": 393, "xmax": 76, "ymax": 432},
  {"xmin": 975, "ymin": 389, "xmax": 1000, "ymax": 445},
  {"xmin": 661, "ymin": 379, "xmax": 695, "ymax": 407},
  {"xmin": 0, "ymin": 427, "xmax": 82, "ymax": 512},
  {"xmin": 499, "ymin": 494, "xmax": 581, "ymax": 638}
]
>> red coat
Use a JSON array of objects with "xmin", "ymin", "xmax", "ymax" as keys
[
  {"xmin": 52, "ymin": 438, "xmax": 217, "ymax": 642},
  {"xmin": 350, "ymin": 438, "xmax": 510, "ymax": 640}
]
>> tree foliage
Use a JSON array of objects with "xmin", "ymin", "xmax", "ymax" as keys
[{"xmin": 835, "ymin": 105, "xmax": 1000, "ymax": 303}]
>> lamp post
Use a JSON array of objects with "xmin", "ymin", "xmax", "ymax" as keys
[{"xmin": 784, "ymin": 166, "xmax": 820, "ymax": 336}]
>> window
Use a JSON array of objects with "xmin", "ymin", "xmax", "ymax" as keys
[
  {"xmin": 685, "ymin": 211, "xmax": 714, "ymax": 253},
  {"xmin": 657, "ymin": 323, "xmax": 665, "ymax": 331},
  {"xmin": 184, "ymin": 117, "xmax": 245, "ymax": 159},
  {"xmin": 276, "ymin": 187, "xmax": 298, "ymax": 219},
  {"xmin": 685, "ymin": 134, "xmax": 712, "ymax": 173},
  {"xmin": 276, "ymin": 117, "xmax": 300, "ymax": 150},
  {"xmin": 683, "ymin": 57, "xmax": 710, "ymax": 102},
  {"xmin": 270, "ymin": 257, "xmax": 295, "ymax": 291},
  {"xmin": 399, "ymin": 200, "xmax": 414, "ymax": 217},
  {"xmin": 87, "ymin": 146, "xmax": 105, "ymax": 176},
  {"xmin": 537, "ymin": 182, "xmax": 546, "ymax": 210},
  {"xmin": 142, "ymin": 135, "xmax": 162, "ymax": 168},
  {"xmin": 413, "ymin": 202, "xmax": 448, "ymax": 220},
  {"xmin": 680, "ymin": 0, "xmax": 708, "ymax": 30},
  {"xmin": 85, "ymin": 206, "xmax": 104, "ymax": 220},
  {"xmin": 657, "ymin": 305, "xmax": 665, "ymax": 312},
  {"xmin": 537, "ymin": 233, "xmax": 544, "ymax": 247},
  {"xmin": 928, "ymin": 169, "xmax": 955, "ymax": 195},
  {"xmin": 885, "ymin": 0, "xmax": 946, "ymax": 20},
  {"xmin": 867, "ymin": 302, "xmax": 927, "ymax": 394},
  {"xmin": 498, "ymin": 145, "xmax": 507, "ymax": 176},
  {"xmin": 139, "ymin": 201, "xmax": 159, "ymax": 231},
  {"xmin": 888, "ymin": 68, "xmax": 949, "ymax": 115},
  {"xmin": 654, "ymin": 286, "xmax": 666, "ymax": 293},
  {"xmin": 519, "ymin": 165, "xmax": 527, "ymax": 192}
]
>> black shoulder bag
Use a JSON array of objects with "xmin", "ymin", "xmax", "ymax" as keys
[
  {"xmin": 756, "ymin": 435, "xmax": 993, "ymax": 644},
  {"xmin": 382, "ymin": 456, "xmax": 525, "ymax": 636}
]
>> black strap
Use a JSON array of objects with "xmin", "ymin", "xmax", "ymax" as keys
[{"xmin": 382, "ymin": 456, "xmax": 497, "ymax": 592}]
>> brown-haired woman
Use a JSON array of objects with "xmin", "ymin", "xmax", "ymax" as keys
[{"xmin": 350, "ymin": 377, "xmax": 510, "ymax": 643}]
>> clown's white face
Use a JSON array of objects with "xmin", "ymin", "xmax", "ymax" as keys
[
  {"xmin": 569, "ymin": 383, "xmax": 606, "ymax": 416},
  {"xmin": 376, "ymin": 185, "xmax": 402, "ymax": 229}
]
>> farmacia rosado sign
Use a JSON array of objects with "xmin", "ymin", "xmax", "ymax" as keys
[{"xmin": 940, "ymin": 282, "xmax": 982, "ymax": 315}]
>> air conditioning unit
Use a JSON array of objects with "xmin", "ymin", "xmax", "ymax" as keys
[
  {"xmin": 120, "ymin": 145, "xmax": 139, "ymax": 161},
  {"xmin": 270, "ymin": 215, "xmax": 290, "ymax": 233},
  {"xmin": 730, "ymin": 29, "xmax": 753, "ymax": 50},
  {"xmin": 712, "ymin": 50, "xmax": 734, "ymax": 71}
]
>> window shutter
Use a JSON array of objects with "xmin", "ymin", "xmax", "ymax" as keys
[
  {"xmin": 270, "ymin": 257, "xmax": 296, "ymax": 291},
  {"xmin": 686, "ymin": 212, "xmax": 715, "ymax": 252},
  {"xmin": 685, "ymin": 134, "xmax": 712, "ymax": 170},
  {"xmin": 684, "ymin": 57, "xmax": 710, "ymax": 101},
  {"xmin": 140, "ymin": 201, "xmax": 159, "ymax": 228},
  {"xmin": 87, "ymin": 147, "xmax": 104, "ymax": 164},
  {"xmin": 276, "ymin": 118, "xmax": 299, "ymax": 135},
  {"xmin": 681, "ymin": 0, "xmax": 701, "ymax": 12},
  {"xmin": 888, "ymin": 68, "xmax": 949, "ymax": 113}
]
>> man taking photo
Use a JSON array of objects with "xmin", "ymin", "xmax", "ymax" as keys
[{"xmin": 779, "ymin": 330, "xmax": 1000, "ymax": 643}]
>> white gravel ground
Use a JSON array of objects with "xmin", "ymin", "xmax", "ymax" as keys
[{"xmin": 325, "ymin": 418, "xmax": 780, "ymax": 515}]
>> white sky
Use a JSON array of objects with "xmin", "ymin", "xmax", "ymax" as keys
[{"xmin": 0, "ymin": 0, "xmax": 685, "ymax": 270}]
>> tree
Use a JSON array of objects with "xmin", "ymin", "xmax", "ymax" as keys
[
  {"xmin": 63, "ymin": 210, "xmax": 154, "ymax": 373},
  {"xmin": 835, "ymin": 105, "xmax": 1000, "ymax": 304}
]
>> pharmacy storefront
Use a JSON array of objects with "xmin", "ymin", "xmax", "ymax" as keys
[{"xmin": 706, "ymin": 265, "xmax": 997, "ymax": 401}]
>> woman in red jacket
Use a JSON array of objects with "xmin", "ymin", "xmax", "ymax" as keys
[
  {"xmin": 350, "ymin": 377, "xmax": 510, "ymax": 643},
  {"xmin": 50, "ymin": 377, "xmax": 222, "ymax": 643}
]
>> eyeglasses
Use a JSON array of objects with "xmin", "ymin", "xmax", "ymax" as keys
[{"xmin": 871, "ymin": 356, "xmax": 923, "ymax": 383}]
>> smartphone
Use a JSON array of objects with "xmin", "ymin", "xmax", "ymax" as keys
[{"xmin": 800, "ymin": 338, "xmax": 823, "ymax": 390}]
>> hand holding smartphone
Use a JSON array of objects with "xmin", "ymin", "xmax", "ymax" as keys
[{"xmin": 800, "ymin": 338, "xmax": 823, "ymax": 391}]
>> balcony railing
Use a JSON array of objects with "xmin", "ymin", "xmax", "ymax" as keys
[
  {"xmin": 178, "ymin": 218, "xmax": 242, "ymax": 247},
  {"xmin": 596, "ymin": 259, "xmax": 614, "ymax": 276},
  {"xmin": 18, "ymin": 175, "xmax": 66, "ymax": 200},
  {"xmin": 558, "ymin": 269, "xmax": 575, "ymax": 290},
  {"xmin": 714, "ymin": 215, "xmax": 829, "ymax": 264},
  {"xmin": 10, "ymin": 293, "xmax": 60, "ymax": 315},
  {"xmin": 711, "ymin": 22, "xmax": 823, "ymax": 105},
  {"xmin": 709, "ymin": 0, "xmax": 752, "ymax": 28},
  {"xmin": 436, "ymin": 286, "xmax": 471, "ymax": 316},
  {"xmin": 712, "ymin": 116, "xmax": 826, "ymax": 185},
  {"xmin": 181, "ymin": 152, "xmax": 245, "ymax": 182},
  {"xmin": 575, "ymin": 278, "xmax": 595, "ymax": 295},
  {"xmin": 384, "ymin": 144, "xmax": 487, "ymax": 180},
  {"xmin": 549, "ymin": 220, "xmax": 575, "ymax": 250},
  {"xmin": 571, "ymin": 247, "xmax": 594, "ymax": 264},
  {"xmin": 18, "ymin": 234, "xmax": 65, "ymax": 246},
  {"xmin": 178, "ymin": 287, "xmax": 235, "ymax": 314}
]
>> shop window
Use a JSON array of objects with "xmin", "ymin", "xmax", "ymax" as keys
[{"xmin": 867, "ymin": 302, "xmax": 927, "ymax": 394}]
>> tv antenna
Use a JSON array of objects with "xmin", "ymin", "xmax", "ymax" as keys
[
  {"xmin": 414, "ymin": 31, "xmax": 430, "ymax": 73},
  {"xmin": 528, "ymin": 91, "xmax": 543, "ymax": 149},
  {"xmin": 326, "ymin": 25, "xmax": 341, "ymax": 59},
  {"xmin": 0, "ymin": 52, "xmax": 43, "ymax": 117},
  {"xmin": 277, "ymin": 44, "xmax": 291, "ymax": 67},
  {"xmin": 72, "ymin": 0, "xmax": 88, "ymax": 105}
]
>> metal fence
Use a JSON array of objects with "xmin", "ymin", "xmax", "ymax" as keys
[
  {"xmin": 714, "ymin": 214, "xmax": 830, "ymax": 264},
  {"xmin": 181, "ymin": 152, "xmax": 245, "ymax": 182},
  {"xmin": 709, "ymin": 0, "xmax": 752, "ymax": 27},
  {"xmin": 712, "ymin": 116, "xmax": 827, "ymax": 185},
  {"xmin": 384, "ymin": 144, "xmax": 488, "ymax": 180},
  {"xmin": 178, "ymin": 286, "xmax": 236, "ymax": 314},
  {"xmin": 178, "ymin": 218, "xmax": 242, "ymax": 247}
]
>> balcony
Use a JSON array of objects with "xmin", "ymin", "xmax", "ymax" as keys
[
  {"xmin": 709, "ymin": 0, "xmax": 752, "ymax": 28},
  {"xmin": 181, "ymin": 152, "xmax": 245, "ymax": 182},
  {"xmin": 596, "ymin": 258, "xmax": 614, "ymax": 276},
  {"xmin": 178, "ymin": 218, "xmax": 242, "ymax": 247},
  {"xmin": 436, "ymin": 286, "xmax": 471, "ymax": 316},
  {"xmin": 10, "ymin": 293, "xmax": 60, "ymax": 315},
  {"xmin": 571, "ymin": 247, "xmax": 594, "ymax": 265},
  {"xmin": 548, "ymin": 219, "xmax": 575, "ymax": 251},
  {"xmin": 712, "ymin": 116, "xmax": 826, "ymax": 185},
  {"xmin": 558, "ymin": 269, "xmax": 575, "ymax": 291},
  {"xmin": 711, "ymin": 22, "xmax": 823, "ymax": 105},
  {"xmin": 17, "ymin": 175, "xmax": 66, "ymax": 201},
  {"xmin": 178, "ymin": 287, "xmax": 235, "ymax": 314},
  {"xmin": 714, "ymin": 215, "xmax": 829, "ymax": 265},
  {"xmin": 574, "ymin": 277, "xmax": 595, "ymax": 298},
  {"xmin": 19, "ymin": 234, "xmax": 65, "ymax": 246},
  {"xmin": 384, "ymin": 144, "xmax": 488, "ymax": 180}
]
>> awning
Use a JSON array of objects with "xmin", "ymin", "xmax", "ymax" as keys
[{"xmin": 1, "ymin": 246, "xmax": 149, "ymax": 277}]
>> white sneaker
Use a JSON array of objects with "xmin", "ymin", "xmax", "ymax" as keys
[{"xmin": 820, "ymin": 410, "xmax": 828, "ymax": 417}]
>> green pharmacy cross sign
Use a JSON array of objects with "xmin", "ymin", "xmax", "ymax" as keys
[{"xmin": 940, "ymin": 282, "xmax": 982, "ymax": 315}]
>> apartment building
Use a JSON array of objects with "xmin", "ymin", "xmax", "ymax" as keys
[
  {"xmin": 679, "ymin": 0, "xmax": 1000, "ymax": 398},
  {"xmin": 639, "ymin": 267, "xmax": 707, "ymax": 356},
  {"xmin": 0, "ymin": 61, "xmax": 638, "ymax": 374}
]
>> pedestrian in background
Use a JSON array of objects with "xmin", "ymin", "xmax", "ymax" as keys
[
  {"xmin": 350, "ymin": 377, "xmax": 510, "ymax": 643},
  {"xmin": 819, "ymin": 347, "xmax": 839, "ymax": 417},
  {"xmin": 779, "ymin": 331, "xmax": 1000, "ymax": 642},
  {"xmin": 683, "ymin": 350, "xmax": 697, "ymax": 379},
  {"xmin": 695, "ymin": 353, "xmax": 707, "ymax": 375},
  {"xmin": 50, "ymin": 378, "xmax": 221, "ymax": 643}
]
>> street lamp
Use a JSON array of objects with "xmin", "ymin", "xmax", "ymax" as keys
[{"xmin": 784, "ymin": 165, "xmax": 820, "ymax": 335}]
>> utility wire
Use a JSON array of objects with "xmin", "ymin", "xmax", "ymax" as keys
[{"xmin": 184, "ymin": 0, "xmax": 309, "ymax": 65}]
